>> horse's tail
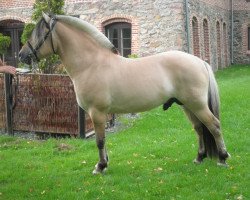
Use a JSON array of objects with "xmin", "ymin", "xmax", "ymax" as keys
[{"xmin": 202, "ymin": 62, "xmax": 220, "ymax": 158}]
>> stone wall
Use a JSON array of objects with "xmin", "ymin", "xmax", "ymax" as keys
[
  {"xmin": 65, "ymin": 0, "xmax": 185, "ymax": 56},
  {"xmin": 233, "ymin": 0, "xmax": 250, "ymax": 64},
  {"xmin": 0, "ymin": 0, "xmax": 33, "ymax": 23},
  {"xmin": 188, "ymin": 0, "xmax": 231, "ymax": 70}
]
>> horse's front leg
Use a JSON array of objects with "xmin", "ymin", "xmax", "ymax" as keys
[{"xmin": 90, "ymin": 110, "xmax": 108, "ymax": 175}]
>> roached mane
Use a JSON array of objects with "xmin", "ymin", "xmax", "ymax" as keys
[{"xmin": 56, "ymin": 15, "xmax": 117, "ymax": 53}]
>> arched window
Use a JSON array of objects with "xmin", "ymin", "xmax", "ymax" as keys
[
  {"xmin": 192, "ymin": 17, "xmax": 200, "ymax": 57},
  {"xmin": 223, "ymin": 23, "xmax": 228, "ymax": 67},
  {"xmin": 248, "ymin": 26, "xmax": 250, "ymax": 50},
  {"xmin": 216, "ymin": 21, "xmax": 222, "ymax": 69},
  {"xmin": 105, "ymin": 22, "xmax": 131, "ymax": 57},
  {"xmin": 203, "ymin": 19, "xmax": 210, "ymax": 63}
]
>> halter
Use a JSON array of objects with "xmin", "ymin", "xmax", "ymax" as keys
[{"xmin": 27, "ymin": 16, "xmax": 57, "ymax": 62}]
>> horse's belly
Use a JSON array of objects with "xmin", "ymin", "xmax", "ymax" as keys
[
  {"xmin": 109, "ymin": 68, "xmax": 174, "ymax": 113},
  {"xmin": 109, "ymin": 86, "xmax": 172, "ymax": 113}
]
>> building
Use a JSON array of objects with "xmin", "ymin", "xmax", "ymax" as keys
[{"xmin": 0, "ymin": 0, "xmax": 249, "ymax": 70}]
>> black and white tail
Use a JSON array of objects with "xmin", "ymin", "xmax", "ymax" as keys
[{"xmin": 203, "ymin": 62, "xmax": 220, "ymax": 158}]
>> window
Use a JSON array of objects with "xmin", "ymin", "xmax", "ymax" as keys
[
  {"xmin": 192, "ymin": 17, "xmax": 200, "ymax": 57},
  {"xmin": 223, "ymin": 23, "xmax": 228, "ymax": 66},
  {"xmin": 203, "ymin": 19, "xmax": 210, "ymax": 63},
  {"xmin": 248, "ymin": 27, "xmax": 250, "ymax": 50},
  {"xmin": 216, "ymin": 21, "xmax": 221, "ymax": 68},
  {"xmin": 105, "ymin": 22, "xmax": 131, "ymax": 57}
]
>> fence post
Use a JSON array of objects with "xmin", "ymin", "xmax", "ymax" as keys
[
  {"xmin": 78, "ymin": 106, "xmax": 85, "ymax": 139},
  {"xmin": 4, "ymin": 74, "xmax": 13, "ymax": 135}
]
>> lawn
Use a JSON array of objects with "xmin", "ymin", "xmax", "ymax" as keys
[{"xmin": 0, "ymin": 65, "xmax": 249, "ymax": 200}]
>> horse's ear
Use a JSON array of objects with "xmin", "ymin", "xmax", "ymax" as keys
[{"xmin": 42, "ymin": 12, "xmax": 51, "ymax": 24}]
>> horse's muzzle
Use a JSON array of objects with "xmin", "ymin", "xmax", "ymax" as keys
[{"xmin": 19, "ymin": 51, "xmax": 32, "ymax": 65}]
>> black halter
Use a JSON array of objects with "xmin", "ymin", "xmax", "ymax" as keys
[{"xmin": 27, "ymin": 16, "xmax": 57, "ymax": 62}]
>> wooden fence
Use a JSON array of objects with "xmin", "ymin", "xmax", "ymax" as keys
[{"xmin": 0, "ymin": 73, "xmax": 114, "ymax": 138}]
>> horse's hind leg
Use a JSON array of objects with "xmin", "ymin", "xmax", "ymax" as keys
[
  {"xmin": 191, "ymin": 106, "xmax": 230, "ymax": 166},
  {"xmin": 183, "ymin": 107, "xmax": 207, "ymax": 164}
]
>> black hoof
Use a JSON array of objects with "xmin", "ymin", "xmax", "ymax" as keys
[
  {"xmin": 92, "ymin": 162, "xmax": 108, "ymax": 175},
  {"xmin": 219, "ymin": 151, "xmax": 230, "ymax": 161},
  {"xmin": 217, "ymin": 151, "xmax": 230, "ymax": 167}
]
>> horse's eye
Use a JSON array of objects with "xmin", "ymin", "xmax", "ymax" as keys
[{"xmin": 44, "ymin": 22, "xmax": 50, "ymax": 29}]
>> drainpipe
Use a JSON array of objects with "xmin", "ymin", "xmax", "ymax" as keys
[
  {"xmin": 185, "ymin": 0, "xmax": 191, "ymax": 53},
  {"xmin": 231, "ymin": 0, "xmax": 234, "ymax": 64}
]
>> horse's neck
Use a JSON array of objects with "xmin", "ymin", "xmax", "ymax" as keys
[{"xmin": 55, "ymin": 22, "xmax": 112, "ymax": 78}]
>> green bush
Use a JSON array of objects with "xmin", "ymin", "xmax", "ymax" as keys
[
  {"xmin": 128, "ymin": 54, "xmax": 139, "ymax": 59},
  {"xmin": 21, "ymin": 23, "xmax": 36, "ymax": 45},
  {"xmin": 0, "ymin": 33, "xmax": 11, "ymax": 57}
]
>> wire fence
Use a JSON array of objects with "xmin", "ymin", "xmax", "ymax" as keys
[{"xmin": 0, "ymin": 73, "xmax": 114, "ymax": 137}]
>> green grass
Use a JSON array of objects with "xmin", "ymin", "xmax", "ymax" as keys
[{"xmin": 0, "ymin": 65, "xmax": 249, "ymax": 200}]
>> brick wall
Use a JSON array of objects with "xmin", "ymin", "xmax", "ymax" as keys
[
  {"xmin": 0, "ymin": 0, "xmax": 34, "ymax": 23},
  {"xmin": 188, "ymin": 0, "xmax": 231, "ymax": 69},
  {"xmin": 234, "ymin": 0, "xmax": 250, "ymax": 11},
  {"xmin": 0, "ymin": 0, "xmax": 34, "ymax": 9},
  {"xmin": 233, "ymin": 0, "xmax": 250, "ymax": 64},
  {"xmin": 199, "ymin": 0, "xmax": 230, "ymax": 10}
]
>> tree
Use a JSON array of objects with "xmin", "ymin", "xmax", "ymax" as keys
[
  {"xmin": 21, "ymin": 0, "xmax": 65, "ymax": 74},
  {"xmin": 0, "ymin": 33, "xmax": 11, "ymax": 62},
  {"xmin": 31, "ymin": 0, "xmax": 64, "ymax": 22}
]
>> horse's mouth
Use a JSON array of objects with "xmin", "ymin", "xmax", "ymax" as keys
[{"xmin": 19, "ymin": 54, "xmax": 33, "ymax": 65}]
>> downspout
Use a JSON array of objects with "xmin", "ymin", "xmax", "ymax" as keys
[
  {"xmin": 185, "ymin": 0, "xmax": 191, "ymax": 53},
  {"xmin": 231, "ymin": 0, "xmax": 234, "ymax": 64}
]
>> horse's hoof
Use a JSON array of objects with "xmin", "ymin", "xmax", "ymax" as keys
[
  {"xmin": 92, "ymin": 168, "xmax": 107, "ymax": 175},
  {"xmin": 92, "ymin": 168, "xmax": 102, "ymax": 175},
  {"xmin": 193, "ymin": 158, "xmax": 202, "ymax": 165},
  {"xmin": 92, "ymin": 163, "xmax": 107, "ymax": 175},
  {"xmin": 217, "ymin": 151, "xmax": 230, "ymax": 168},
  {"xmin": 217, "ymin": 162, "xmax": 229, "ymax": 168}
]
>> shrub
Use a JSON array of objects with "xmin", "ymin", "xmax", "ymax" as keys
[{"xmin": 0, "ymin": 33, "xmax": 11, "ymax": 59}]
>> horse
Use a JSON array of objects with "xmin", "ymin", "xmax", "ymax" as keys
[{"xmin": 19, "ymin": 13, "xmax": 230, "ymax": 174}]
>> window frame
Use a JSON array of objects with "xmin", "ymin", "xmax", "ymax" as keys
[{"xmin": 105, "ymin": 22, "xmax": 132, "ymax": 57}]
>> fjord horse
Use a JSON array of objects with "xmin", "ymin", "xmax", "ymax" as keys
[{"xmin": 19, "ymin": 13, "xmax": 230, "ymax": 174}]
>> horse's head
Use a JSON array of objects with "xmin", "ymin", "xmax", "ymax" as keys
[{"xmin": 19, "ymin": 12, "xmax": 57, "ymax": 65}]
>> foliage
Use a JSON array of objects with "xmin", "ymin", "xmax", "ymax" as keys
[
  {"xmin": 128, "ymin": 54, "xmax": 139, "ymax": 59},
  {"xmin": 0, "ymin": 66, "xmax": 249, "ymax": 199},
  {"xmin": 31, "ymin": 0, "xmax": 64, "ymax": 22},
  {"xmin": 21, "ymin": 23, "xmax": 36, "ymax": 45},
  {"xmin": 20, "ymin": 0, "xmax": 65, "ymax": 74},
  {"xmin": 0, "ymin": 33, "xmax": 11, "ymax": 56}
]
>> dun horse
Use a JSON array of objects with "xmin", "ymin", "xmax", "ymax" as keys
[{"xmin": 19, "ymin": 13, "xmax": 230, "ymax": 174}]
